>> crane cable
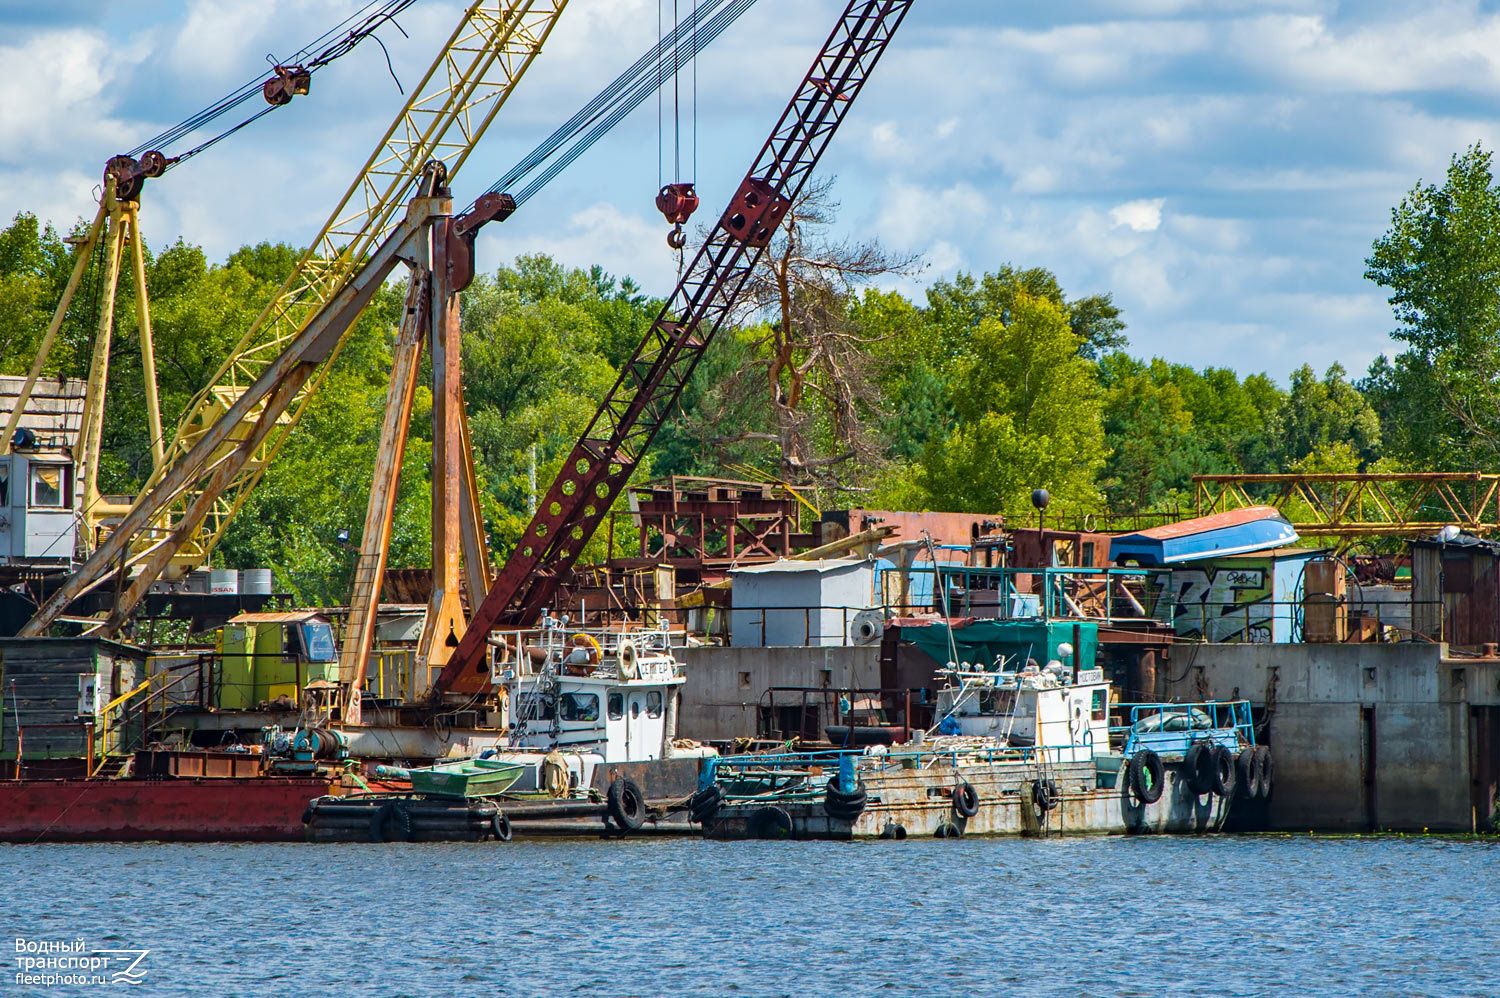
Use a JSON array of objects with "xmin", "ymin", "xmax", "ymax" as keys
[
  {"xmin": 124, "ymin": 0, "xmax": 421, "ymax": 173},
  {"xmin": 464, "ymin": 0, "xmax": 758, "ymax": 215}
]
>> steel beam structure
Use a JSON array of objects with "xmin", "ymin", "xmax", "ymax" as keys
[
  {"xmin": 438, "ymin": 0, "xmax": 915, "ymax": 694},
  {"xmin": 1193, "ymin": 472, "xmax": 1500, "ymax": 537}
]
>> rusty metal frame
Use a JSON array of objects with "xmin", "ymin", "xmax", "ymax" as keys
[
  {"xmin": 439, "ymin": 0, "xmax": 915, "ymax": 694},
  {"xmin": 1193, "ymin": 472, "xmax": 1500, "ymax": 537}
]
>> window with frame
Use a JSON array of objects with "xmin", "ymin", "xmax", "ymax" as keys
[
  {"xmin": 1091, "ymin": 689, "xmax": 1107, "ymax": 721},
  {"xmin": 607, "ymin": 693, "xmax": 624, "ymax": 720},
  {"xmin": 646, "ymin": 691, "xmax": 663, "ymax": 718},
  {"xmin": 30, "ymin": 464, "xmax": 65, "ymax": 508},
  {"xmin": 559, "ymin": 692, "xmax": 599, "ymax": 722}
]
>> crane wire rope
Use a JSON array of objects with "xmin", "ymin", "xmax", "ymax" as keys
[
  {"xmin": 123, "ymin": 0, "xmax": 422, "ymax": 173},
  {"xmin": 463, "ymin": 0, "xmax": 757, "ymax": 215}
]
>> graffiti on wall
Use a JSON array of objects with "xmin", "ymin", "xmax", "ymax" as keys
[{"xmin": 1152, "ymin": 564, "xmax": 1273, "ymax": 643}]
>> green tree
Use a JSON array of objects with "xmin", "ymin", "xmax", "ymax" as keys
[
  {"xmin": 926, "ymin": 265, "xmax": 1127, "ymax": 364},
  {"xmin": 1097, "ymin": 354, "xmax": 1206, "ymax": 511},
  {"xmin": 1365, "ymin": 143, "xmax": 1500, "ymax": 466},
  {"xmin": 917, "ymin": 293, "xmax": 1105, "ymax": 513},
  {"xmin": 1271, "ymin": 363, "xmax": 1381, "ymax": 469}
]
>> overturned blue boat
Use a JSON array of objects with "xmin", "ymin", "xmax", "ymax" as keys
[{"xmin": 1110, "ymin": 506, "xmax": 1298, "ymax": 566}]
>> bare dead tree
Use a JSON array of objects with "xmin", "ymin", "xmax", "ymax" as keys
[{"xmin": 709, "ymin": 177, "xmax": 922, "ymax": 485}]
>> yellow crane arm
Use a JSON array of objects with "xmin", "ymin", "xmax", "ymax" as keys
[
  {"xmin": 140, "ymin": 0, "xmax": 569, "ymax": 575},
  {"xmin": 21, "ymin": 0, "xmax": 568, "ymax": 637}
]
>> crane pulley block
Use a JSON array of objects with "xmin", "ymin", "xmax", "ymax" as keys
[
  {"xmin": 447, "ymin": 192, "xmax": 517, "ymax": 292},
  {"xmin": 104, "ymin": 152, "xmax": 171, "ymax": 202},
  {"xmin": 263, "ymin": 66, "xmax": 312, "ymax": 106},
  {"xmin": 655, "ymin": 182, "xmax": 699, "ymax": 225},
  {"xmin": 722, "ymin": 178, "xmax": 790, "ymax": 247}
]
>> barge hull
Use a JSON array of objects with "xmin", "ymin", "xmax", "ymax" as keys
[
  {"xmin": 0, "ymin": 778, "xmax": 332, "ymax": 843},
  {"xmin": 705, "ymin": 762, "xmax": 1231, "ymax": 840}
]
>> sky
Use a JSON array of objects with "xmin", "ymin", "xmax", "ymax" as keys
[{"xmin": 4, "ymin": 0, "xmax": 1500, "ymax": 382}]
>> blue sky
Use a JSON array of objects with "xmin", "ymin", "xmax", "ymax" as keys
[{"xmin": 4, "ymin": 1, "xmax": 1500, "ymax": 382}]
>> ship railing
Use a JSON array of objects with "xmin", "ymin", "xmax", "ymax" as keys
[
  {"xmin": 94, "ymin": 660, "xmax": 205, "ymax": 774},
  {"xmin": 1112, "ymin": 699, "xmax": 1257, "ymax": 758},
  {"xmin": 702, "ymin": 743, "xmax": 1091, "ymax": 801}
]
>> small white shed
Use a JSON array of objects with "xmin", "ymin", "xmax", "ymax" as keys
[{"xmin": 728, "ymin": 558, "xmax": 875, "ymax": 647}]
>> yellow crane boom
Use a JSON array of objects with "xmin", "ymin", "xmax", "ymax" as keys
[{"xmin": 21, "ymin": 0, "xmax": 569, "ymax": 636}]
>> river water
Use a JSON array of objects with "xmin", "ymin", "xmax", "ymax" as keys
[{"xmin": 3, "ymin": 835, "xmax": 1497, "ymax": 997}]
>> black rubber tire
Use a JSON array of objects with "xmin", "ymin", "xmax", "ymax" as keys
[
  {"xmin": 689, "ymin": 785, "xmax": 722, "ymax": 825},
  {"xmin": 1210, "ymin": 744, "xmax": 1236, "ymax": 798},
  {"xmin": 824, "ymin": 776, "xmax": 865, "ymax": 801},
  {"xmin": 490, "ymin": 813, "xmax": 513, "ymax": 842},
  {"xmin": 300, "ymin": 805, "xmax": 314, "ymax": 826},
  {"xmin": 824, "ymin": 790, "xmax": 868, "ymax": 820},
  {"xmin": 749, "ymin": 806, "xmax": 793, "ymax": 840},
  {"xmin": 606, "ymin": 778, "xmax": 647, "ymax": 832},
  {"xmin": 823, "ymin": 777, "xmax": 868, "ymax": 819},
  {"xmin": 934, "ymin": 821, "xmax": 961, "ymax": 839},
  {"xmin": 1128, "ymin": 749, "xmax": 1165, "ymax": 805},
  {"xmin": 1254, "ymin": 745, "xmax": 1274, "ymax": 799},
  {"xmin": 952, "ymin": 781, "xmax": 980, "ymax": 818},
  {"xmin": 1185, "ymin": 741, "xmax": 1216, "ymax": 795},
  {"xmin": 879, "ymin": 823, "xmax": 908, "ymax": 840},
  {"xmin": 1031, "ymin": 778, "xmax": 1059, "ymax": 815},
  {"xmin": 369, "ymin": 802, "xmax": 412, "ymax": 843},
  {"xmin": 1235, "ymin": 748, "xmax": 1257, "ymax": 799}
]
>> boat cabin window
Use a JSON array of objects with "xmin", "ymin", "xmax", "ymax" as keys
[
  {"xmin": 0, "ymin": 463, "xmax": 8, "ymax": 505},
  {"xmin": 297, "ymin": 621, "xmax": 337, "ymax": 662},
  {"xmin": 1091, "ymin": 689, "xmax": 1107, "ymax": 721},
  {"xmin": 30, "ymin": 464, "xmax": 65, "ymax": 508},
  {"xmin": 559, "ymin": 693, "xmax": 599, "ymax": 722},
  {"xmin": 979, "ymin": 689, "xmax": 1016, "ymax": 714},
  {"xmin": 631, "ymin": 699, "xmax": 641, "ymax": 719},
  {"xmin": 646, "ymin": 691, "xmax": 662, "ymax": 718},
  {"xmin": 519, "ymin": 694, "xmax": 555, "ymax": 721},
  {"xmin": 607, "ymin": 693, "xmax": 623, "ymax": 720}
]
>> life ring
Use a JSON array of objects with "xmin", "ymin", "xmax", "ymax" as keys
[
  {"xmin": 1184, "ymin": 741, "xmax": 1216, "ymax": 796},
  {"xmin": 952, "ymin": 781, "xmax": 980, "ymax": 818},
  {"xmin": 617, "ymin": 639, "xmax": 640, "ymax": 680},
  {"xmin": 1210, "ymin": 744, "xmax": 1236, "ymax": 798},
  {"xmin": 607, "ymin": 777, "xmax": 647, "ymax": 832},
  {"xmin": 571, "ymin": 632, "xmax": 602, "ymax": 664},
  {"xmin": 369, "ymin": 802, "xmax": 412, "ymax": 843},
  {"xmin": 1128, "ymin": 749, "xmax": 1165, "ymax": 805},
  {"xmin": 490, "ymin": 812, "xmax": 513, "ymax": 842},
  {"xmin": 541, "ymin": 751, "xmax": 570, "ymax": 798}
]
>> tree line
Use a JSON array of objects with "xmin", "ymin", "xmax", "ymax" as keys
[{"xmin": 2, "ymin": 146, "xmax": 1497, "ymax": 603}]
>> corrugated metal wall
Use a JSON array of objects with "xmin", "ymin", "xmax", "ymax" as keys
[{"xmin": 0, "ymin": 638, "xmax": 144, "ymax": 760}]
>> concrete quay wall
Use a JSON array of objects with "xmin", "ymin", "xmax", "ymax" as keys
[
  {"xmin": 679, "ymin": 645, "xmax": 881, "ymax": 743},
  {"xmin": 1164, "ymin": 642, "xmax": 1500, "ymax": 832}
]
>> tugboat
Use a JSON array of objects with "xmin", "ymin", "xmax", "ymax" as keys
[
  {"xmin": 691, "ymin": 659, "xmax": 1270, "ymax": 840},
  {"xmin": 305, "ymin": 618, "xmax": 716, "ymax": 841}
]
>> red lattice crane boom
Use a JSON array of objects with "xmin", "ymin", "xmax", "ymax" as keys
[{"xmin": 437, "ymin": 0, "xmax": 914, "ymax": 694}]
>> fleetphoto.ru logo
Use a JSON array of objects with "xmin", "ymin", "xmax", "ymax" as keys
[{"xmin": 14, "ymin": 938, "xmax": 150, "ymax": 988}]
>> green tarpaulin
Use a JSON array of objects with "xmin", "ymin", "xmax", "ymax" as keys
[{"xmin": 900, "ymin": 618, "xmax": 1097, "ymax": 672}]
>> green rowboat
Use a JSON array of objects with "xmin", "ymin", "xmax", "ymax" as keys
[{"xmin": 394, "ymin": 758, "xmax": 525, "ymax": 798}]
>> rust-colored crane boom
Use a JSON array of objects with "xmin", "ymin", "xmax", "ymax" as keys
[{"xmin": 437, "ymin": 0, "xmax": 915, "ymax": 695}]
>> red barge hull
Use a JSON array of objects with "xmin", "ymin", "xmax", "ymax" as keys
[{"xmin": 0, "ymin": 778, "xmax": 331, "ymax": 843}]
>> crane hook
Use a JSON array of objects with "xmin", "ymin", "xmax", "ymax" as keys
[{"xmin": 655, "ymin": 182, "xmax": 698, "ymax": 249}]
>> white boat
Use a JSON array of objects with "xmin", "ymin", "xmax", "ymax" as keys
[{"xmin": 485, "ymin": 617, "xmax": 716, "ymax": 803}]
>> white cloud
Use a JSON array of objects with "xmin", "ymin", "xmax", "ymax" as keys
[{"xmin": 1109, "ymin": 198, "xmax": 1166, "ymax": 232}]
